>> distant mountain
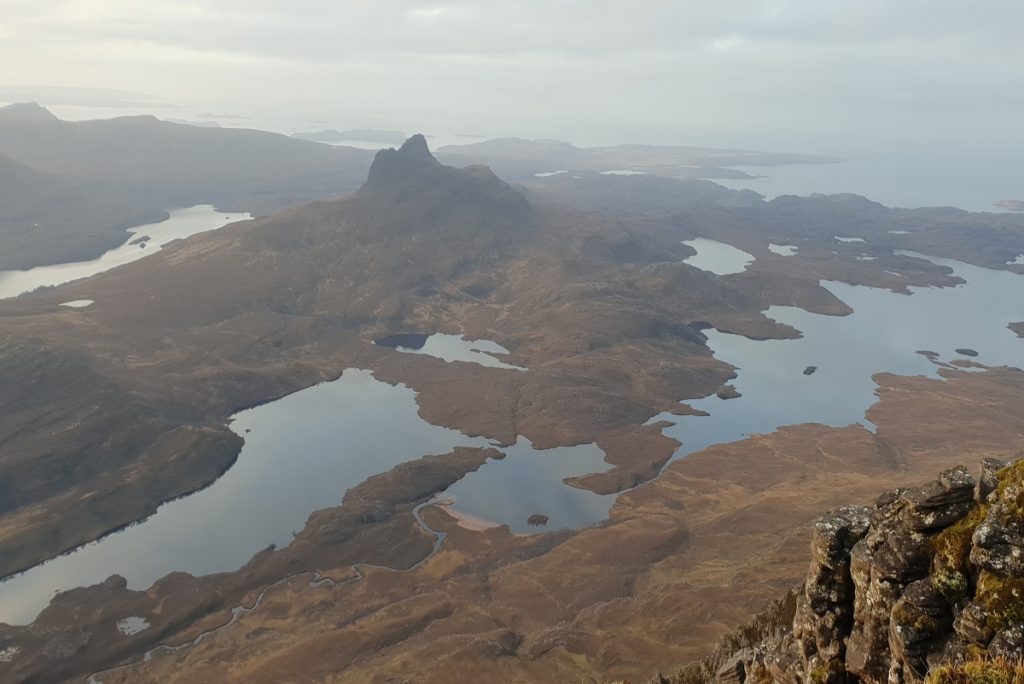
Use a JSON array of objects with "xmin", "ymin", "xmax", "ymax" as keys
[
  {"xmin": 527, "ymin": 170, "xmax": 764, "ymax": 214},
  {"xmin": 0, "ymin": 102, "xmax": 376, "ymax": 269},
  {"xmin": 0, "ymin": 101, "xmax": 58, "ymax": 122},
  {"xmin": 0, "ymin": 153, "xmax": 165, "ymax": 270},
  {"xmin": 292, "ymin": 128, "xmax": 407, "ymax": 144},
  {"xmin": 164, "ymin": 118, "xmax": 222, "ymax": 128}
]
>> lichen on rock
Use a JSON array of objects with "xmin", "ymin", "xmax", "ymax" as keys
[{"xmin": 665, "ymin": 456, "xmax": 1024, "ymax": 684}]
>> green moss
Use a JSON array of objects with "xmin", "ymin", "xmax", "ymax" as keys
[
  {"xmin": 932, "ymin": 504, "xmax": 989, "ymax": 575},
  {"xmin": 809, "ymin": 662, "xmax": 830, "ymax": 684},
  {"xmin": 995, "ymin": 460, "xmax": 1024, "ymax": 516},
  {"xmin": 976, "ymin": 571, "xmax": 1024, "ymax": 632},
  {"xmin": 892, "ymin": 601, "xmax": 911, "ymax": 623},
  {"xmin": 932, "ymin": 569, "xmax": 969, "ymax": 605},
  {"xmin": 893, "ymin": 601, "xmax": 942, "ymax": 633},
  {"xmin": 749, "ymin": 663, "xmax": 773, "ymax": 684}
]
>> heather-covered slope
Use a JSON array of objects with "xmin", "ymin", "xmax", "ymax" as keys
[
  {"xmin": 0, "ymin": 152, "xmax": 165, "ymax": 269},
  {"xmin": 0, "ymin": 102, "xmax": 375, "ymax": 269}
]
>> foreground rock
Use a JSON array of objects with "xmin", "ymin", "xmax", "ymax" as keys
[{"xmin": 669, "ymin": 458, "xmax": 1024, "ymax": 683}]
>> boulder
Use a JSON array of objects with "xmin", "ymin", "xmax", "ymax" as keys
[
  {"xmin": 888, "ymin": 580, "xmax": 951, "ymax": 683},
  {"xmin": 976, "ymin": 458, "xmax": 1010, "ymax": 503},
  {"xmin": 988, "ymin": 623, "xmax": 1024, "ymax": 659},
  {"xmin": 901, "ymin": 466, "xmax": 975, "ymax": 532},
  {"xmin": 953, "ymin": 601, "xmax": 994, "ymax": 646}
]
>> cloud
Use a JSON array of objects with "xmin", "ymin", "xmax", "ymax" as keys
[{"xmin": 0, "ymin": 1, "xmax": 1021, "ymax": 150}]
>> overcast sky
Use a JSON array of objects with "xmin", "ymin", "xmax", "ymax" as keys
[{"xmin": 0, "ymin": 0, "xmax": 1021, "ymax": 155}]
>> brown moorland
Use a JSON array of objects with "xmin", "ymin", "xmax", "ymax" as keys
[{"xmin": 2, "ymin": 136, "xmax": 1024, "ymax": 683}]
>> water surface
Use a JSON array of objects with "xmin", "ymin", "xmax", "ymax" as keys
[
  {"xmin": 2, "ymin": 241, "xmax": 1021, "ymax": 627},
  {"xmin": 0, "ymin": 206, "xmax": 250, "ymax": 300},
  {"xmin": 376, "ymin": 333, "xmax": 524, "ymax": 370},
  {"xmin": 768, "ymin": 243, "xmax": 798, "ymax": 256},
  {"xmin": 682, "ymin": 238, "xmax": 754, "ymax": 275},
  {"xmin": 648, "ymin": 250, "xmax": 1024, "ymax": 463},
  {"xmin": 0, "ymin": 368, "xmax": 609, "ymax": 625}
]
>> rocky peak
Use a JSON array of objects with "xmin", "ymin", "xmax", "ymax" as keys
[
  {"xmin": 0, "ymin": 101, "xmax": 58, "ymax": 122},
  {"xmin": 360, "ymin": 133, "xmax": 442, "ymax": 191},
  {"xmin": 396, "ymin": 133, "xmax": 434, "ymax": 160},
  {"xmin": 356, "ymin": 133, "xmax": 530, "ymax": 224}
]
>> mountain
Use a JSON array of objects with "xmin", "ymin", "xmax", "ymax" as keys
[
  {"xmin": 0, "ymin": 103, "xmax": 376, "ymax": 269},
  {"xmin": 0, "ymin": 101, "xmax": 58, "ymax": 122},
  {"xmin": 0, "ymin": 152, "xmax": 164, "ymax": 269}
]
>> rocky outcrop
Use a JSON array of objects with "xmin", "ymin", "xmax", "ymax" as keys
[{"xmin": 666, "ymin": 458, "xmax": 1024, "ymax": 683}]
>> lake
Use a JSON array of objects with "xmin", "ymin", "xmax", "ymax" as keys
[
  {"xmin": 650, "ymin": 249, "xmax": 1024, "ymax": 461},
  {"xmin": 0, "ymin": 206, "xmax": 250, "ymax": 300},
  {"xmin": 0, "ymin": 345, "xmax": 612, "ymax": 625},
  {"xmin": 0, "ymin": 242, "xmax": 1021, "ymax": 626}
]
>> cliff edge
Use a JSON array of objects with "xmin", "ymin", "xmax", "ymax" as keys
[{"xmin": 655, "ymin": 456, "xmax": 1024, "ymax": 684}]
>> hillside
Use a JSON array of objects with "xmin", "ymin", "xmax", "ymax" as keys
[
  {"xmin": 0, "ymin": 102, "xmax": 375, "ymax": 269},
  {"xmin": 0, "ymin": 153, "xmax": 165, "ymax": 269}
]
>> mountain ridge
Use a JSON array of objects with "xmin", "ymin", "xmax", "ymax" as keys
[{"xmin": 0, "ymin": 103, "xmax": 376, "ymax": 269}]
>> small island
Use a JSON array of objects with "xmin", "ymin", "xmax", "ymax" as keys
[
  {"xmin": 527, "ymin": 514, "xmax": 549, "ymax": 527},
  {"xmin": 994, "ymin": 198, "xmax": 1024, "ymax": 212},
  {"xmin": 954, "ymin": 347, "xmax": 979, "ymax": 357},
  {"xmin": 716, "ymin": 384, "xmax": 741, "ymax": 400}
]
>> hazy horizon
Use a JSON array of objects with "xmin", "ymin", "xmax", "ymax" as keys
[{"xmin": 1, "ymin": 1, "xmax": 1022, "ymax": 209}]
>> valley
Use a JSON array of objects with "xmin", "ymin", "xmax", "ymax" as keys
[{"xmin": 0, "ymin": 129, "xmax": 1023, "ymax": 684}]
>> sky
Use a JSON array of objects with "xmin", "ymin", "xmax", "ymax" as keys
[
  {"xmin": 0, "ymin": 1, "xmax": 1020, "ymax": 149},
  {"xmin": 0, "ymin": 1, "xmax": 1022, "ymax": 208}
]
